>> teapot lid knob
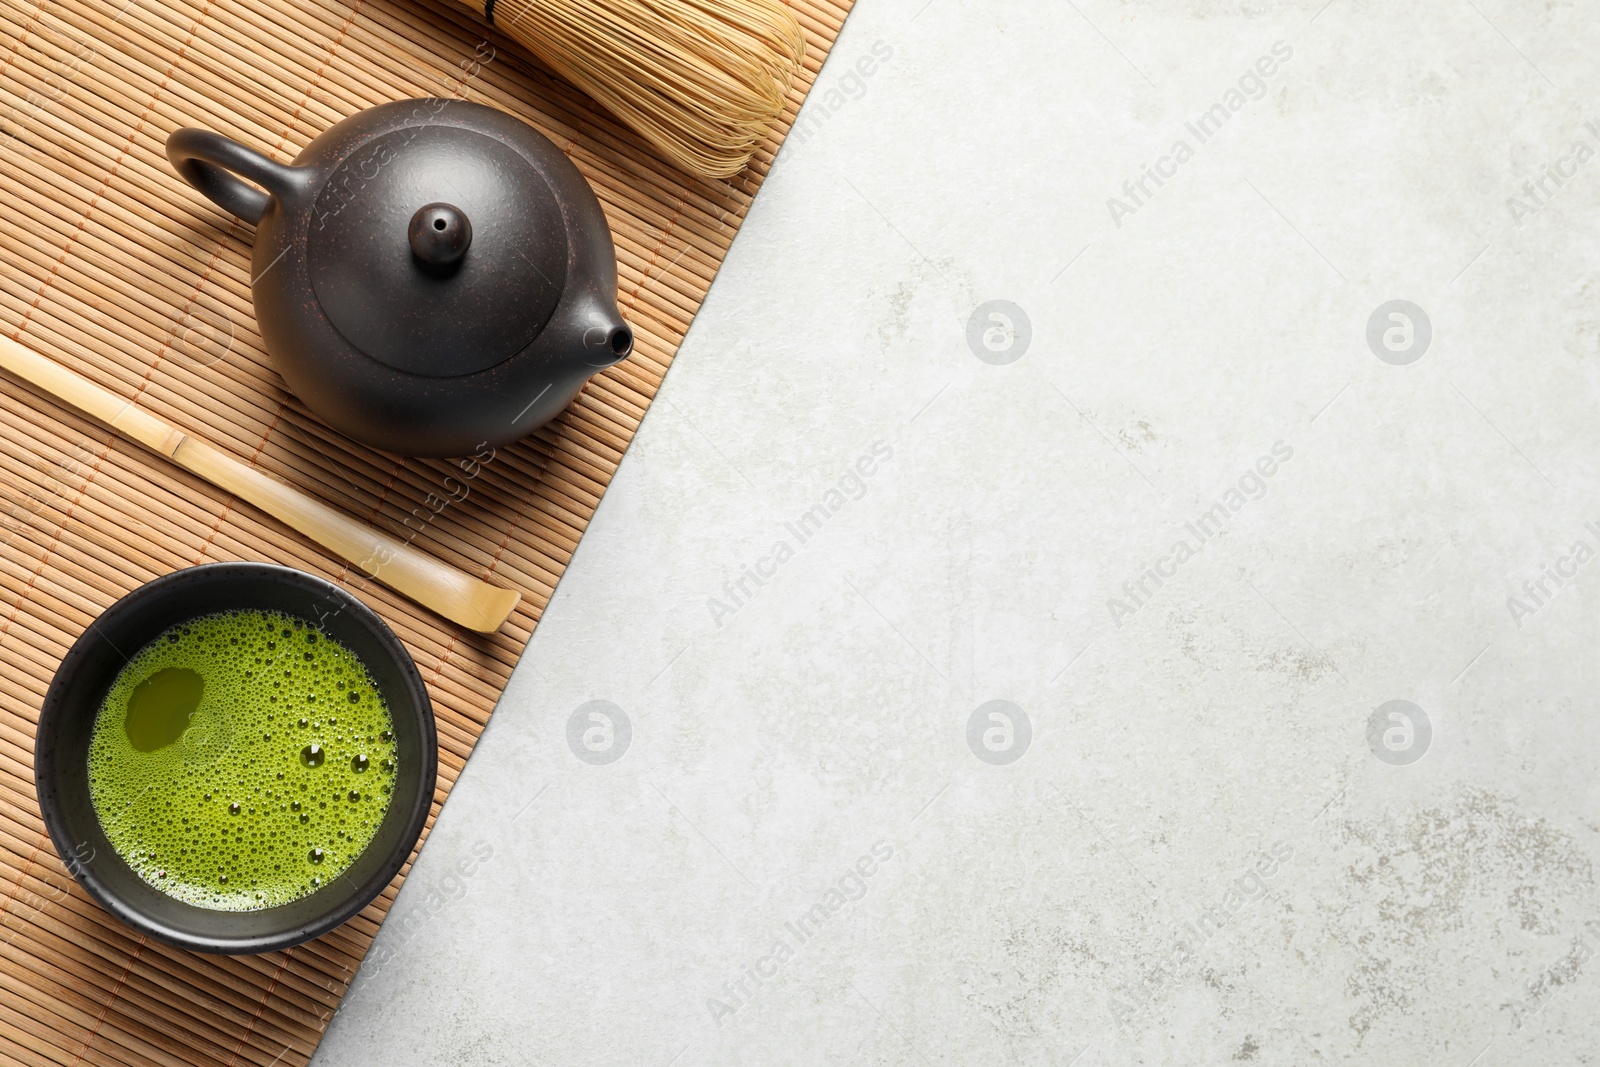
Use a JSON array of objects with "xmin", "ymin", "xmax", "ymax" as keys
[{"xmin": 408, "ymin": 203, "xmax": 472, "ymax": 267}]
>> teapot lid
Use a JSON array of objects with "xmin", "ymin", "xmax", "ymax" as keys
[{"xmin": 306, "ymin": 125, "xmax": 567, "ymax": 378}]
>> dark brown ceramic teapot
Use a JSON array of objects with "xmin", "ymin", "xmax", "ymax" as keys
[{"xmin": 167, "ymin": 99, "xmax": 633, "ymax": 458}]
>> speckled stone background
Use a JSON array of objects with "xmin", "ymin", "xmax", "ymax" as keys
[{"xmin": 313, "ymin": 1, "xmax": 1600, "ymax": 1063}]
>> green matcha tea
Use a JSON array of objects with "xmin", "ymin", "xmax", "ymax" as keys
[{"xmin": 87, "ymin": 610, "xmax": 398, "ymax": 911}]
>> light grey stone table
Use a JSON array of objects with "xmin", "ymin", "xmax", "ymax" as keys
[{"xmin": 313, "ymin": 1, "xmax": 1600, "ymax": 1063}]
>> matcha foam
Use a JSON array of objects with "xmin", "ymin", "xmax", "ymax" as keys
[{"xmin": 87, "ymin": 609, "xmax": 398, "ymax": 911}]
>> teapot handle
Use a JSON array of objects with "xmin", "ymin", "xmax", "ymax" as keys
[{"xmin": 166, "ymin": 129, "xmax": 303, "ymax": 226}]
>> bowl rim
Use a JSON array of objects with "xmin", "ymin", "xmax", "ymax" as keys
[{"xmin": 34, "ymin": 561, "xmax": 437, "ymax": 954}]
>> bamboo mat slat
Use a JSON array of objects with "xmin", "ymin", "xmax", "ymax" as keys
[{"xmin": 0, "ymin": 0, "xmax": 851, "ymax": 1061}]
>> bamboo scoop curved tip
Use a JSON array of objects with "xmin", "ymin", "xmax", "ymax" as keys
[{"xmin": 0, "ymin": 334, "xmax": 522, "ymax": 633}]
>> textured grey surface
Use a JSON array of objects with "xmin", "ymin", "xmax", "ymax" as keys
[{"xmin": 313, "ymin": 1, "xmax": 1600, "ymax": 1063}]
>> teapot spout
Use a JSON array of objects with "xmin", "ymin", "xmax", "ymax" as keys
[{"xmin": 579, "ymin": 298, "xmax": 634, "ymax": 368}]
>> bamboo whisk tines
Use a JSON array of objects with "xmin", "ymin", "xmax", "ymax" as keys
[{"xmin": 471, "ymin": 0, "xmax": 805, "ymax": 179}]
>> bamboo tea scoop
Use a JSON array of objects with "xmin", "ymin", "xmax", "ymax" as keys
[{"xmin": 0, "ymin": 335, "xmax": 522, "ymax": 633}]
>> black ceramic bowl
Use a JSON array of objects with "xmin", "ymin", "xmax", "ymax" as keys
[{"xmin": 34, "ymin": 562, "xmax": 436, "ymax": 954}]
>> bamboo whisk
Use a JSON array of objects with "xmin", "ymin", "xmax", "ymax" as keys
[{"xmin": 470, "ymin": 0, "xmax": 806, "ymax": 179}]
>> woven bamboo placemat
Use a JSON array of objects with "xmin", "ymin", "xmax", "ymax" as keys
[{"xmin": 0, "ymin": 0, "xmax": 849, "ymax": 1061}]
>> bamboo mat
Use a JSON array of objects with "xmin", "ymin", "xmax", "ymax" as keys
[{"xmin": 0, "ymin": 0, "xmax": 850, "ymax": 1061}]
